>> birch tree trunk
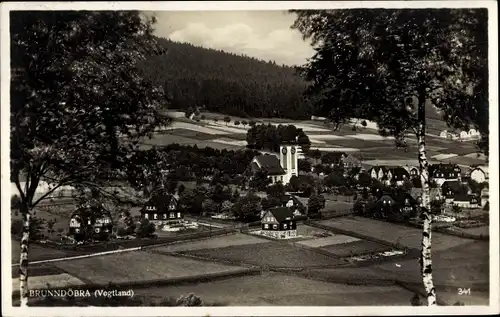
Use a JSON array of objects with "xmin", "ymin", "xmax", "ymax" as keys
[
  {"xmin": 19, "ymin": 203, "xmax": 32, "ymax": 307},
  {"xmin": 417, "ymin": 96, "xmax": 437, "ymax": 306}
]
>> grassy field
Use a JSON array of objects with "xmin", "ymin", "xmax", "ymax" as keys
[
  {"xmin": 11, "ymin": 239, "xmax": 78, "ymax": 264},
  {"xmin": 12, "ymin": 273, "xmax": 85, "ymax": 293},
  {"xmin": 308, "ymin": 239, "xmax": 489, "ymax": 305},
  {"xmin": 51, "ymin": 250, "xmax": 247, "ymax": 285},
  {"xmin": 152, "ymin": 233, "xmax": 269, "ymax": 253},
  {"xmin": 296, "ymin": 235, "xmax": 360, "ymax": 249},
  {"xmin": 186, "ymin": 241, "xmax": 340, "ymax": 268},
  {"xmin": 316, "ymin": 216, "xmax": 480, "ymax": 251},
  {"xmin": 295, "ymin": 225, "xmax": 332, "ymax": 239},
  {"xmin": 132, "ymin": 273, "xmax": 421, "ymax": 306},
  {"xmin": 320, "ymin": 240, "xmax": 394, "ymax": 257}
]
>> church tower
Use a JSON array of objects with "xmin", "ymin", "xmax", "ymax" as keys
[{"xmin": 280, "ymin": 145, "xmax": 298, "ymax": 184}]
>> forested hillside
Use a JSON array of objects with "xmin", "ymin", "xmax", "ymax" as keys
[
  {"xmin": 138, "ymin": 38, "xmax": 312, "ymax": 120},
  {"xmin": 138, "ymin": 37, "xmax": 442, "ymax": 121}
]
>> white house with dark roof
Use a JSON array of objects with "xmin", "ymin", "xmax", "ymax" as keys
[
  {"xmin": 470, "ymin": 165, "xmax": 489, "ymax": 184},
  {"xmin": 249, "ymin": 145, "xmax": 299, "ymax": 185}
]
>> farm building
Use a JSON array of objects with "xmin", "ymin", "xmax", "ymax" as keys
[
  {"xmin": 140, "ymin": 194, "xmax": 183, "ymax": 226},
  {"xmin": 260, "ymin": 207, "xmax": 297, "ymax": 239},
  {"xmin": 403, "ymin": 165, "xmax": 419, "ymax": 178},
  {"xmin": 470, "ymin": 166, "xmax": 489, "ymax": 184},
  {"xmin": 69, "ymin": 204, "xmax": 113, "ymax": 242},
  {"xmin": 453, "ymin": 194, "xmax": 481, "ymax": 209},
  {"xmin": 429, "ymin": 164, "xmax": 461, "ymax": 186},
  {"xmin": 249, "ymin": 145, "xmax": 299, "ymax": 185}
]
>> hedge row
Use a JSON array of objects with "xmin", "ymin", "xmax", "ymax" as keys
[{"xmin": 435, "ymin": 227, "xmax": 489, "ymax": 240}]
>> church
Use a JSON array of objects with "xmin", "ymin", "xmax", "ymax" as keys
[{"xmin": 249, "ymin": 145, "xmax": 299, "ymax": 185}]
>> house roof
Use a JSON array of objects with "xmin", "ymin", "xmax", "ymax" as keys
[
  {"xmin": 267, "ymin": 207, "xmax": 295, "ymax": 222},
  {"xmin": 142, "ymin": 194, "xmax": 177, "ymax": 213},
  {"xmin": 253, "ymin": 155, "xmax": 285, "ymax": 175},
  {"xmin": 453, "ymin": 194, "xmax": 478, "ymax": 202},
  {"xmin": 389, "ymin": 167, "xmax": 410, "ymax": 179},
  {"xmin": 472, "ymin": 165, "xmax": 489, "ymax": 177},
  {"xmin": 429, "ymin": 164, "xmax": 461, "ymax": 178},
  {"xmin": 441, "ymin": 180, "xmax": 465, "ymax": 192}
]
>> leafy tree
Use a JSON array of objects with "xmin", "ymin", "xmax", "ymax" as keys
[
  {"xmin": 200, "ymin": 114, "xmax": 206, "ymax": 120},
  {"xmin": 233, "ymin": 193, "xmax": 262, "ymax": 222},
  {"xmin": 298, "ymin": 159, "xmax": 312, "ymax": 173},
  {"xmin": 202, "ymin": 198, "xmax": 219, "ymax": 215},
  {"xmin": 241, "ymin": 120, "xmax": 248, "ymax": 127},
  {"xmin": 220, "ymin": 200, "xmax": 234, "ymax": 214},
  {"xmin": 307, "ymin": 193, "xmax": 325, "ymax": 214},
  {"xmin": 224, "ymin": 116, "xmax": 231, "ymax": 126},
  {"xmin": 177, "ymin": 183, "xmax": 186, "ymax": 195},
  {"xmin": 291, "ymin": 9, "xmax": 487, "ymax": 305},
  {"xmin": 261, "ymin": 196, "xmax": 281, "ymax": 210},
  {"xmin": 11, "ymin": 195, "xmax": 22, "ymax": 210},
  {"xmin": 265, "ymin": 183, "xmax": 286, "ymax": 198},
  {"xmin": 10, "ymin": 11, "xmax": 167, "ymax": 305},
  {"xmin": 136, "ymin": 218, "xmax": 156, "ymax": 238},
  {"xmin": 234, "ymin": 120, "xmax": 241, "ymax": 126},
  {"xmin": 249, "ymin": 120, "xmax": 257, "ymax": 127},
  {"xmin": 249, "ymin": 170, "xmax": 271, "ymax": 191}
]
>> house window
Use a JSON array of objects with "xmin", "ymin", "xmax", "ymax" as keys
[
  {"xmin": 169, "ymin": 212, "xmax": 175, "ymax": 218},
  {"xmin": 75, "ymin": 228, "xmax": 80, "ymax": 233},
  {"xmin": 95, "ymin": 228, "xmax": 100, "ymax": 233},
  {"xmin": 273, "ymin": 224, "xmax": 278, "ymax": 229},
  {"xmin": 153, "ymin": 213, "xmax": 158, "ymax": 220},
  {"xmin": 169, "ymin": 204, "xmax": 175, "ymax": 210},
  {"xmin": 177, "ymin": 212, "xmax": 181, "ymax": 218},
  {"xmin": 280, "ymin": 176, "xmax": 283, "ymax": 182},
  {"xmin": 145, "ymin": 213, "xmax": 149, "ymax": 219},
  {"xmin": 88, "ymin": 219, "xmax": 92, "ymax": 225},
  {"xmin": 163, "ymin": 214, "xmax": 167, "ymax": 220},
  {"xmin": 264, "ymin": 224, "xmax": 269, "ymax": 229},
  {"xmin": 284, "ymin": 224, "xmax": 288, "ymax": 229}
]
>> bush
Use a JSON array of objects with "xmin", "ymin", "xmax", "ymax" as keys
[
  {"xmin": 176, "ymin": 293, "xmax": 203, "ymax": 307},
  {"xmin": 11, "ymin": 219, "xmax": 23, "ymax": 237},
  {"xmin": 136, "ymin": 219, "xmax": 156, "ymax": 238},
  {"xmin": 11, "ymin": 195, "xmax": 22, "ymax": 209},
  {"xmin": 410, "ymin": 293, "xmax": 422, "ymax": 306}
]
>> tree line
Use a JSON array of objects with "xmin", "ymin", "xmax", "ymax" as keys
[{"xmin": 246, "ymin": 123, "xmax": 311, "ymax": 153}]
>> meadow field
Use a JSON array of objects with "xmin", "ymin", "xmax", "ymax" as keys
[
  {"xmin": 132, "ymin": 273, "xmax": 422, "ymax": 306},
  {"xmin": 144, "ymin": 111, "xmax": 486, "ymax": 167}
]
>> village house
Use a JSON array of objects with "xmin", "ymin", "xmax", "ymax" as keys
[
  {"xmin": 368, "ymin": 166, "xmax": 410, "ymax": 186},
  {"xmin": 403, "ymin": 165, "xmax": 419, "ymax": 178},
  {"xmin": 453, "ymin": 194, "xmax": 481, "ymax": 209},
  {"xmin": 480, "ymin": 185, "xmax": 489, "ymax": 208},
  {"xmin": 429, "ymin": 164, "xmax": 461, "ymax": 186},
  {"xmin": 260, "ymin": 207, "xmax": 297, "ymax": 239},
  {"xmin": 470, "ymin": 165, "xmax": 489, "ymax": 184},
  {"xmin": 69, "ymin": 204, "xmax": 113, "ymax": 241},
  {"xmin": 372, "ymin": 192, "xmax": 418, "ymax": 218},
  {"xmin": 249, "ymin": 145, "xmax": 299, "ymax": 185},
  {"xmin": 140, "ymin": 194, "xmax": 183, "ymax": 227},
  {"xmin": 441, "ymin": 180, "xmax": 471, "ymax": 199}
]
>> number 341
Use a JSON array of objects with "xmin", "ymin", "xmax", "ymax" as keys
[{"xmin": 458, "ymin": 288, "xmax": 471, "ymax": 295}]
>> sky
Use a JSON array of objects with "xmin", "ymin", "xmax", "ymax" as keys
[{"xmin": 147, "ymin": 11, "xmax": 315, "ymax": 66}]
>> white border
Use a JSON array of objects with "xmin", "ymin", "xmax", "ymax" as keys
[{"xmin": 1, "ymin": 1, "xmax": 498, "ymax": 316}]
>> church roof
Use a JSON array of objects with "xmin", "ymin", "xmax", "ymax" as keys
[{"xmin": 253, "ymin": 154, "xmax": 286, "ymax": 175}]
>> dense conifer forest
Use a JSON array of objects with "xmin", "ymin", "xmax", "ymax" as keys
[
  {"xmin": 138, "ymin": 38, "xmax": 313, "ymax": 120},
  {"xmin": 138, "ymin": 38, "xmax": 443, "ymax": 121}
]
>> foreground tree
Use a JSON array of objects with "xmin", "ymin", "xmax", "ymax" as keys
[
  {"xmin": 11, "ymin": 11, "xmax": 167, "ymax": 306},
  {"xmin": 292, "ymin": 8, "xmax": 488, "ymax": 305}
]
